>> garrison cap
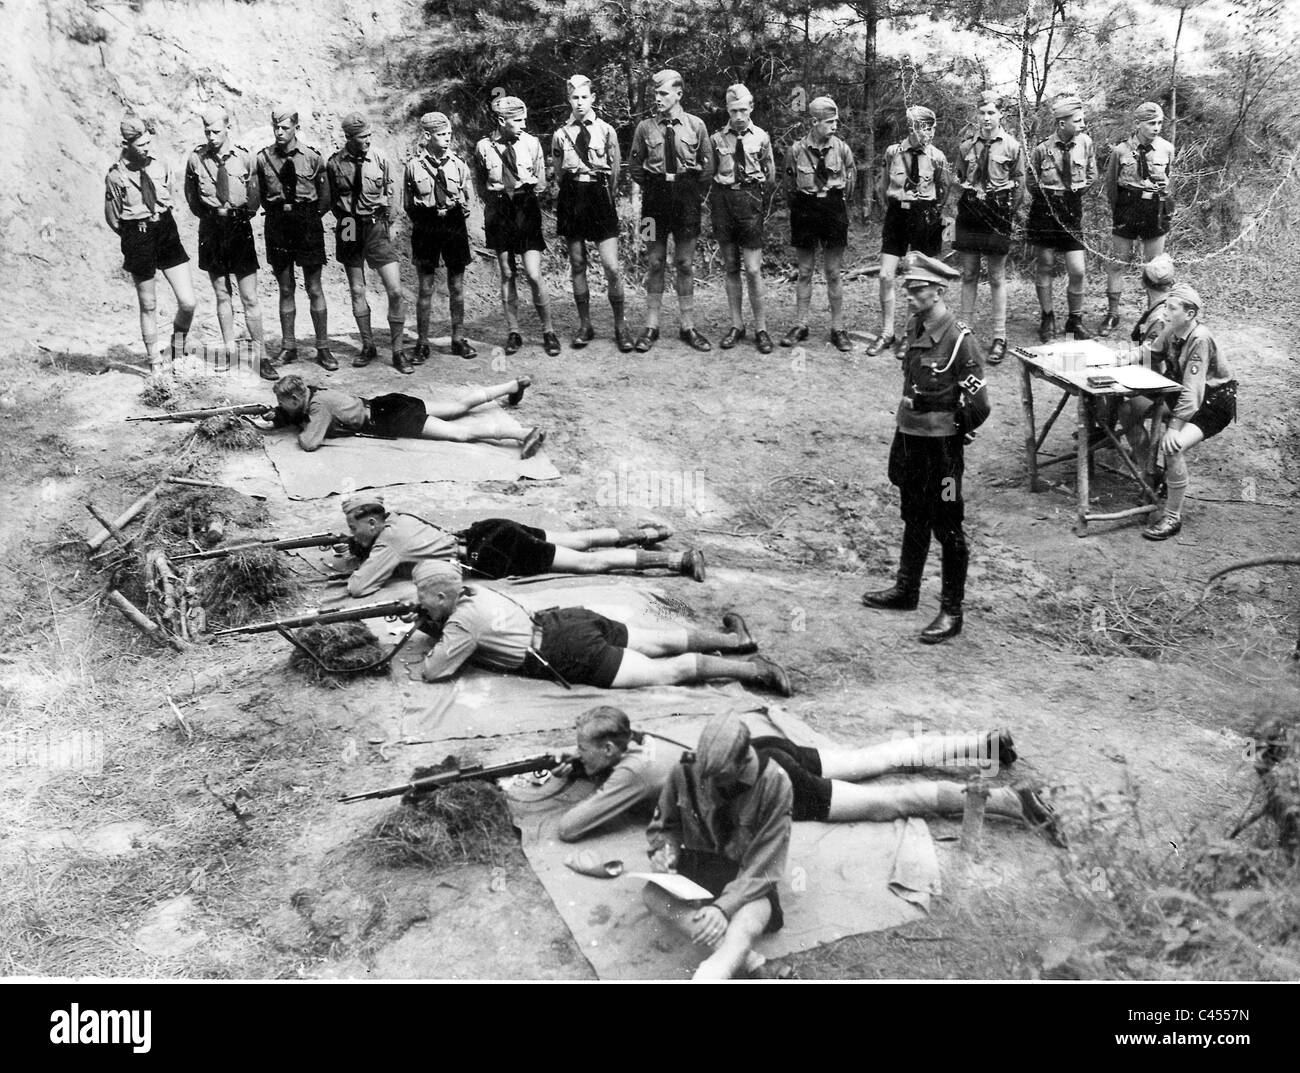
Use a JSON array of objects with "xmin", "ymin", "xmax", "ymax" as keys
[
  {"xmin": 200, "ymin": 103, "xmax": 230, "ymax": 128},
  {"xmin": 901, "ymin": 251, "xmax": 960, "ymax": 288},
  {"xmin": 341, "ymin": 491, "xmax": 385, "ymax": 516},
  {"xmin": 412, "ymin": 560, "xmax": 463, "ymax": 589},
  {"xmin": 120, "ymin": 114, "xmax": 151, "ymax": 143},
  {"xmin": 341, "ymin": 112, "xmax": 371, "ymax": 137},
  {"xmin": 906, "ymin": 105, "xmax": 936, "ymax": 126},
  {"xmin": 1140, "ymin": 253, "xmax": 1176, "ymax": 289},
  {"xmin": 1167, "ymin": 283, "xmax": 1202, "ymax": 312},
  {"xmin": 808, "ymin": 96, "xmax": 838, "ymax": 121},
  {"xmin": 693, "ymin": 714, "xmax": 751, "ymax": 779},
  {"xmin": 1052, "ymin": 95, "xmax": 1084, "ymax": 121},
  {"xmin": 565, "ymin": 74, "xmax": 593, "ymax": 96},
  {"xmin": 976, "ymin": 89, "xmax": 1002, "ymax": 109},
  {"xmin": 1133, "ymin": 101, "xmax": 1164, "ymax": 123},
  {"xmin": 725, "ymin": 83, "xmax": 753, "ymax": 108},
  {"xmin": 492, "ymin": 96, "xmax": 527, "ymax": 121},
  {"xmin": 271, "ymin": 104, "xmax": 298, "ymax": 126},
  {"xmin": 420, "ymin": 111, "xmax": 451, "ymax": 134},
  {"xmin": 652, "ymin": 69, "xmax": 683, "ymax": 92}
]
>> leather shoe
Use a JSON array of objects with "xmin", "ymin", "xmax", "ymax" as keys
[
  {"xmin": 1141, "ymin": 513, "xmax": 1182, "ymax": 541},
  {"xmin": 630, "ymin": 523, "xmax": 672, "ymax": 547},
  {"xmin": 275, "ymin": 347, "xmax": 299, "ymax": 365},
  {"xmin": 680, "ymin": 549, "xmax": 707, "ymax": 583},
  {"xmin": 721, "ymin": 611, "xmax": 758, "ymax": 654},
  {"xmin": 351, "ymin": 344, "xmax": 376, "ymax": 369},
  {"xmin": 680, "ymin": 327, "xmax": 712, "ymax": 352},
  {"xmin": 861, "ymin": 583, "xmax": 919, "ymax": 611},
  {"xmin": 1038, "ymin": 311, "xmax": 1057, "ymax": 343},
  {"xmin": 1016, "ymin": 786, "xmax": 1067, "ymax": 847},
  {"xmin": 392, "ymin": 348, "xmax": 414, "ymax": 375},
  {"xmin": 316, "ymin": 347, "xmax": 339, "ymax": 371},
  {"xmin": 451, "ymin": 337, "xmax": 477, "ymax": 360},
  {"xmin": 780, "ymin": 325, "xmax": 809, "ymax": 347},
  {"xmin": 987, "ymin": 338, "xmax": 1007, "ymax": 365},
  {"xmin": 542, "ymin": 332, "xmax": 562, "ymax": 356},
  {"xmin": 830, "ymin": 329, "xmax": 853, "ymax": 352},
  {"xmin": 520, "ymin": 426, "xmax": 546, "ymax": 459},
  {"xmin": 988, "ymin": 728, "xmax": 1017, "ymax": 769},
  {"xmin": 755, "ymin": 330, "xmax": 774, "ymax": 355},
  {"xmin": 504, "ymin": 331, "xmax": 524, "ymax": 355},
  {"xmin": 866, "ymin": 333, "xmax": 897, "ymax": 357},
  {"xmin": 411, "ymin": 343, "xmax": 431, "ymax": 365},
  {"xmin": 571, "ymin": 324, "xmax": 595, "ymax": 349},
  {"xmin": 919, "ymin": 609, "xmax": 963, "ymax": 644},
  {"xmin": 634, "ymin": 327, "xmax": 659, "ymax": 353},
  {"xmin": 505, "ymin": 375, "xmax": 531, "ymax": 407},
  {"xmin": 258, "ymin": 355, "xmax": 281, "ymax": 381},
  {"xmin": 1098, "ymin": 312, "xmax": 1121, "ymax": 337},
  {"xmin": 1065, "ymin": 315, "xmax": 1093, "ymax": 340},
  {"xmin": 720, "ymin": 327, "xmax": 745, "ymax": 349},
  {"xmin": 615, "ymin": 326, "xmax": 635, "ymax": 353},
  {"xmin": 750, "ymin": 655, "xmax": 793, "ymax": 697}
]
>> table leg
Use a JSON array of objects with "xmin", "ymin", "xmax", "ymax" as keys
[
  {"xmin": 1075, "ymin": 393, "xmax": 1090, "ymax": 536},
  {"xmin": 1020, "ymin": 360, "xmax": 1040, "ymax": 492}
]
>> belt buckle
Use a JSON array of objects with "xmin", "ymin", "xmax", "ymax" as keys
[
  {"xmin": 1141, "ymin": 191, "xmax": 1155, "ymax": 200},
  {"xmin": 137, "ymin": 221, "xmax": 148, "ymax": 232},
  {"xmin": 665, "ymin": 172, "xmax": 676, "ymax": 183},
  {"xmin": 899, "ymin": 199, "xmax": 912, "ymax": 210},
  {"xmin": 282, "ymin": 203, "xmax": 293, "ymax": 212},
  {"xmin": 902, "ymin": 396, "xmax": 915, "ymax": 410}
]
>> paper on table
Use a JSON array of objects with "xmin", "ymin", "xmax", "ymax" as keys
[
  {"xmin": 1109, "ymin": 364, "xmax": 1181, "ymax": 391},
  {"xmin": 625, "ymin": 872, "xmax": 715, "ymax": 901}
]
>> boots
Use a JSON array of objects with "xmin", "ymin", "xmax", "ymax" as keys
[
  {"xmin": 861, "ymin": 582, "xmax": 920, "ymax": 611},
  {"xmin": 920, "ymin": 540, "xmax": 966, "ymax": 644},
  {"xmin": 863, "ymin": 536, "xmax": 925, "ymax": 611},
  {"xmin": 1064, "ymin": 313, "xmax": 1093, "ymax": 340},
  {"xmin": 1038, "ymin": 311, "xmax": 1057, "ymax": 343}
]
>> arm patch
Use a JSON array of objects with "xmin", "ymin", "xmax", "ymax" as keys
[{"xmin": 961, "ymin": 373, "xmax": 986, "ymax": 396}]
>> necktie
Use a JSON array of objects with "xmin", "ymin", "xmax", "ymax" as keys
[
  {"xmin": 812, "ymin": 147, "xmax": 829, "ymax": 189},
  {"xmin": 433, "ymin": 159, "xmax": 448, "ymax": 208},
  {"xmin": 1137, "ymin": 143, "xmax": 1152, "ymax": 182},
  {"xmin": 733, "ymin": 130, "xmax": 749, "ymax": 181},
  {"xmin": 663, "ymin": 120, "xmax": 678, "ymax": 176},
  {"xmin": 907, "ymin": 146, "xmax": 922, "ymax": 190},
  {"xmin": 1057, "ymin": 141, "xmax": 1074, "ymax": 192},
  {"xmin": 215, "ymin": 155, "xmax": 232, "ymax": 206},
  {"xmin": 139, "ymin": 167, "xmax": 158, "ymax": 215},
  {"xmin": 281, "ymin": 156, "xmax": 297, "ymax": 205},
  {"xmin": 500, "ymin": 137, "xmax": 519, "ymax": 192},
  {"xmin": 575, "ymin": 120, "xmax": 592, "ymax": 167},
  {"xmin": 976, "ymin": 139, "xmax": 991, "ymax": 188},
  {"xmin": 351, "ymin": 156, "xmax": 364, "ymax": 216}
]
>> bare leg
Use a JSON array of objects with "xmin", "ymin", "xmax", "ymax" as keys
[
  {"xmin": 274, "ymin": 263, "xmax": 296, "ymax": 348},
  {"xmin": 959, "ymin": 251, "xmax": 981, "ymax": 327},
  {"xmin": 824, "ymin": 246, "xmax": 846, "ymax": 332},
  {"xmin": 1034, "ymin": 245, "xmax": 1056, "ymax": 314},
  {"xmin": 643, "ymin": 239, "xmax": 668, "ymax": 329},
  {"xmin": 610, "ymin": 650, "xmax": 768, "ymax": 689},
  {"xmin": 345, "ymin": 264, "xmax": 372, "ymax": 347},
  {"xmin": 235, "ymin": 270, "xmax": 264, "ymax": 353},
  {"xmin": 721, "ymin": 239, "xmax": 743, "ymax": 329},
  {"xmin": 304, "ymin": 266, "xmax": 328, "ymax": 348},
  {"xmin": 568, "ymin": 238, "xmax": 591, "ymax": 331},
  {"xmin": 416, "ymin": 270, "xmax": 437, "ymax": 345},
  {"xmin": 743, "ymin": 246, "xmax": 766, "ymax": 333},
  {"xmin": 210, "ymin": 271, "xmax": 236, "ymax": 346},
  {"xmin": 597, "ymin": 236, "xmax": 626, "ymax": 331},
  {"xmin": 1063, "ymin": 249, "xmax": 1087, "ymax": 323},
  {"xmin": 818, "ymin": 732, "xmax": 1000, "ymax": 781},
  {"xmin": 424, "ymin": 379, "xmax": 528, "ymax": 418},
  {"xmin": 520, "ymin": 249, "xmax": 553, "ymax": 332},
  {"xmin": 418, "ymin": 411, "xmax": 525, "ymax": 443},
  {"xmin": 827, "ymin": 779, "xmax": 1028, "ymax": 822},
  {"xmin": 793, "ymin": 247, "xmax": 815, "ymax": 327},
  {"xmin": 160, "ymin": 261, "xmax": 197, "ymax": 355},
  {"xmin": 641, "ymin": 884, "xmax": 772, "ymax": 980},
  {"xmin": 496, "ymin": 251, "xmax": 520, "ymax": 333},
  {"xmin": 673, "ymin": 236, "xmax": 698, "ymax": 329},
  {"xmin": 447, "ymin": 270, "xmax": 467, "ymax": 343},
  {"xmin": 1106, "ymin": 235, "xmax": 1138, "ymax": 306},
  {"xmin": 133, "ymin": 274, "xmax": 159, "ymax": 363},
  {"xmin": 545, "ymin": 527, "xmax": 622, "ymax": 550},
  {"xmin": 377, "ymin": 260, "xmax": 406, "ymax": 352},
  {"xmin": 987, "ymin": 252, "xmax": 1009, "ymax": 339}
]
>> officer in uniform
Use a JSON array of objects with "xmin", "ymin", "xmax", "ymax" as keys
[
  {"xmin": 404, "ymin": 111, "xmax": 476, "ymax": 362},
  {"xmin": 861, "ymin": 253, "xmax": 990, "ymax": 644},
  {"xmin": 552, "ymin": 75, "xmax": 632, "ymax": 352},
  {"xmin": 1101, "ymin": 102, "xmax": 1175, "ymax": 335},
  {"xmin": 184, "ymin": 105, "xmax": 268, "ymax": 376},
  {"xmin": 253, "ymin": 105, "xmax": 334, "ymax": 373},
  {"xmin": 327, "ymin": 112, "xmax": 411, "ymax": 373},
  {"xmin": 709, "ymin": 83, "xmax": 776, "ymax": 354},
  {"xmin": 104, "ymin": 113, "xmax": 197, "ymax": 369}
]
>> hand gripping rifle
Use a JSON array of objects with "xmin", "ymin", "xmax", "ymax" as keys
[
  {"xmin": 339, "ymin": 754, "xmax": 566, "ymax": 804},
  {"xmin": 126, "ymin": 403, "xmax": 273, "ymax": 422},
  {"xmin": 214, "ymin": 599, "xmax": 430, "ymax": 675},
  {"xmin": 172, "ymin": 532, "xmax": 349, "ymax": 562}
]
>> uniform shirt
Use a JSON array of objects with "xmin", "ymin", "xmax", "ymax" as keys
[
  {"xmin": 1147, "ymin": 322, "xmax": 1233, "ymax": 423},
  {"xmin": 1132, "ymin": 299, "xmax": 1169, "ymax": 346},
  {"xmin": 270, "ymin": 387, "xmax": 366, "ymax": 451},
  {"xmin": 880, "ymin": 140, "xmax": 948, "ymax": 202},
  {"xmin": 104, "ymin": 154, "xmax": 177, "ymax": 230},
  {"xmin": 404, "ymin": 149, "xmax": 473, "ymax": 216},
  {"xmin": 1105, "ymin": 134, "xmax": 1175, "ymax": 201},
  {"xmin": 557, "ymin": 740, "xmax": 684, "ymax": 842},
  {"xmin": 475, "ymin": 130, "xmax": 547, "ymax": 192},
  {"xmin": 647, "ymin": 754, "xmax": 794, "ymax": 920},
  {"xmin": 783, "ymin": 134, "xmax": 856, "ymax": 197},
  {"xmin": 897, "ymin": 309, "xmax": 991, "ymax": 438},
  {"xmin": 254, "ymin": 139, "xmax": 330, "ymax": 212},
  {"xmin": 956, "ymin": 127, "xmax": 1025, "ymax": 195},
  {"xmin": 628, "ymin": 107, "xmax": 713, "ymax": 183},
  {"xmin": 552, "ymin": 114, "xmax": 621, "ymax": 190},
  {"xmin": 184, "ymin": 141, "xmax": 260, "ymax": 217},
  {"xmin": 420, "ymin": 586, "xmax": 534, "ymax": 681},
  {"xmin": 347, "ymin": 513, "xmax": 460, "ymax": 598},
  {"xmin": 1028, "ymin": 131, "xmax": 1097, "ymax": 194},
  {"xmin": 710, "ymin": 124, "xmax": 776, "ymax": 186},
  {"xmin": 326, "ymin": 146, "xmax": 395, "ymax": 219}
]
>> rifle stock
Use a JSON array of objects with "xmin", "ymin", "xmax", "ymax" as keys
[
  {"xmin": 214, "ymin": 599, "xmax": 421, "ymax": 636},
  {"xmin": 339, "ymin": 754, "xmax": 563, "ymax": 803},
  {"xmin": 127, "ymin": 403, "xmax": 272, "ymax": 423},
  {"xmin": 173, "ymin": 532, "xmax": 348, "ymax": 562}
]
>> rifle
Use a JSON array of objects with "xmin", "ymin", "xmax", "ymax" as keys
[
  {"xmin": 127, "ymin": 403, "xmax": 272, "ymax": 423},
  {"xmin": 339, "ymin": 754, "xmax": 565, "ymax": 803},
  {"xmin": 173, "ymin": 532, "xmax": 348, "ymax": 562}
]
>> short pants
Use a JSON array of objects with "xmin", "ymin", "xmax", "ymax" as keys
[
  {"xmin": 120, "ymin": 211, "xmax": 190, "ymax": 279},
  {"xmin": 458, "ymin": 518, "xmax": 556, "ymax": 579},
  {"xmin": 524, "ymin": 607, "xmax": 628, "ymax": 688}
]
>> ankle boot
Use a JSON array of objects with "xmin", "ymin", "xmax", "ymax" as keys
[
  {"xmin": 921, "ymin": 540, "xmax": 966, "ymax": 643},
  {"xmin": 861, "ymin": 578, "xmax": 920, "ymax": 611}
]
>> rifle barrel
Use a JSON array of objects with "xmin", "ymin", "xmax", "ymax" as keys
[
  {"xmin": 338, "ymin": 754, "xmax": 561, "ymax": 804},
  {"xmin": 214, "ymin": 599, "xmax": 419, "ymax": 636},
  {"xmin": 127, "ymin": 403, "xmax": 270, "ymax": 422},
  {"xmin": 172, "ymin": 532, "xmax": 347, "ymax": 562}
]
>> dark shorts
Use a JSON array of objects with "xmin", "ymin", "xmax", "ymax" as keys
[
  {"xmin": 1188, "ymin": 380, "xmax": 1238, "ymax": 440},
  {"xmin": 676, "ymin": 849, "xmax": 784, "ymax": 933},
  {"xmin": 557, "ymin": 176, "xmax": 620, "ymax": 243},
  {"xmin": 1026, "ymin": 190, "xmax": 1085, "ymax": 252},
  {"xmin": 363, "ymin": 393, "xmax": 427, "ymax": 438},
  {"xmin": 265, "ymin": 203, "xmax": 327, "ymax": 273},
  {"xmin": 410, "ymin": 207, "xmax": 472, "ymax": 274},
  {"xmin": 197, "ymin": 212, "xmax": 259, "ymax": 277},
  {"xmin": 889, "ymin": 430, "xmax": 966, "ymax": 529},
  {"xmin": 1112, "ymin": 186, "xmax": 1172, "ymax": 241},
  {"xmin": 954, "ymin": 189, "xmax": 1015, "ymax": 255},
  {"xmin": 709, "ymin": 183, "xmax": 765, "ymax": 250},
  {"xmin": 752, "ymin": 737, "xmax": 830, "ymax": 823},
  {"xmin": 335, "ymin": 214, "xmax": 399, "ymax": 270},
  {"xmin": 484, "ymin": 189, "xmax": 546, "ymax": 254},
  {"xmin": 640, "ymin": 172, "xmax": 703, "ymax": 244},
  {"xmin": 525, "ymin": 607, "xmax": 628, "ymax": 689},
  {"xmin": 880, "ymin": 198, "xmax": 942, "ymax": 258},
  {"xmin": 790, "ymin": 189, "xmax": 849, "ymax": 250},
  {"xmin": 458, "ymin": 518, "xmax": 556, "ymax": 579},
  {"xmin": 119, "ymin": 212, "xmax": 190, "ymax": 279}
]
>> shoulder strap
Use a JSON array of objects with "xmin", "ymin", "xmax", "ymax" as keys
[{"xmin": 933, "ymin": 322, "xmax": 972, "ymax": 375}]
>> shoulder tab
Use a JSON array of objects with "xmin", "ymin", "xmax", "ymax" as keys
[
  {"xmin": 955, "ymin": 321, "xmax": 972, "ymax": 334},
  {"xmin": 191, "ymin": 142, "xmax": 208, "ymax": 155}
]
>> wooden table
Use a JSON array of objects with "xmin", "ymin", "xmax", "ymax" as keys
[{"xmin": 1014, "ymin": 343, "xmax": 1182, "ymax": 535}]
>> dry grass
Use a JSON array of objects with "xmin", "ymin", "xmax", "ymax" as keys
[
  {"xmin": 139, "ymin": 487, "xmax": 268, "ymax": 547},
  {"xmin": 194, "ymin": 548, "xmax": 299, "ymax": 629},
  {"xmin": 365, "ymin": 771, "xmax": 517, "ymax": 871},
  {"xmin": 287, "ymin": 623, "xmax": 389, "ymax": 685},
  {"xmin": 195, "ymin": 414, "xmax": 263, "ymax": 451}
]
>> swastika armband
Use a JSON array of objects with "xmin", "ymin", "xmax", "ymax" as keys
[{"xmin": 961, "ymin": 373, "xmax": 986, "ymax": 396}]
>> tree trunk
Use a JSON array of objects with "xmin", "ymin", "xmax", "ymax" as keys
[
  {"xmin": 1170, "ymin": 4, "xmax": 1186, "ymax": 139},
  {"xmin": 862, "ymin": 1, "xmax": 878, "ymax": 221}
]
